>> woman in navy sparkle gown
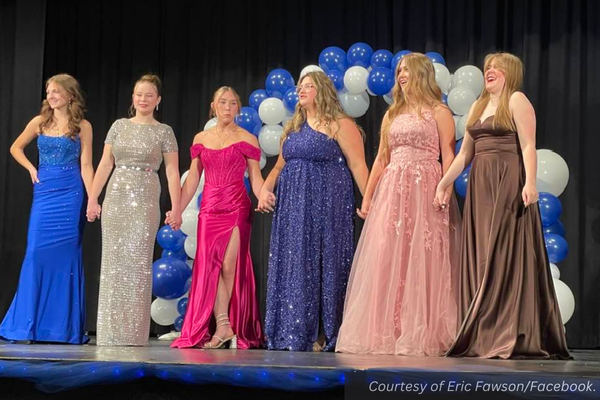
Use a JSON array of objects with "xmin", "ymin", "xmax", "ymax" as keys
[
  {"xmin": 258, "ymin": 71, "xmax": 368, "ymax": 351},
  {"xmin": 0, "ymin": 74, "xmax": 93, "ymax": 344}
]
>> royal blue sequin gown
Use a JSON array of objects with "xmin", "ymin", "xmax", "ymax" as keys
[
  {"xmin": 265, "ymin": 122, "xmax": 355, "ymax": 351},
  {"xmin": 0, "ymin": 134, "xmax": 87, "ymax": 344}
]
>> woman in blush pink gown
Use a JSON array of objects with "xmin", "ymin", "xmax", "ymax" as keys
[
  {"xmin": 171, "ymin": 87, "xmax": 263, "ymax": 349},
  {"xmin": 336, "ymin": 53, "xmax": 461, "ymax": 356}
]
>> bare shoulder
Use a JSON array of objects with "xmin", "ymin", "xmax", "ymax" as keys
[
  {"xmin": 193, "ymin": 130, "xmax": 210, "ymax": 144},
  {"xmin": 433, "ymin": 103, "xmax": 453, "ymax": 119},
  {"xmin": 80, "ymin": 119, "xmax": 93, "ymax": 130},
  {"xmin": 237, "ymin": 128, "xmax": 259, "ymax": 147},
  {"xmin": 509, "ymin": 91, "xmax": 531, "ymax": 107}
]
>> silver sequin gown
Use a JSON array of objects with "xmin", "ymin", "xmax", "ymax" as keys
[{"xmin": 97, "ymin": 118, "xmax": 178, "ymax": 346}]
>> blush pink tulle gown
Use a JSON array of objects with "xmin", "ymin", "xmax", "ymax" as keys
[
  {"xmin": 171, "ymin": 141, "xmax": 263, "ymax": 349},
  {"xmin": 336, "ymin": 111, "xmax": 461, "ymax": 356}
]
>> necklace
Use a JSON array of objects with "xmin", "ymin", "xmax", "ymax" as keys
[
  {"xmin": 51, "ymin": 120, "xmax": 69, "ymax": 136},
  {"xmin": 215, "ymin": 126, "xmax": 236, "ymax": 147}
]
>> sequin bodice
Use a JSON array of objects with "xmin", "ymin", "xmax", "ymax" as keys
[
  {"xmin": 282, "ymin": 122, "xmax": 347, "ymax": 164},
  {"xmin": 389, "ymin": 111, "xmax": 440, "ymax": 162},
  {"xmin": 38, "ymin": 135, "xmax": 80, "ymax": 167}
]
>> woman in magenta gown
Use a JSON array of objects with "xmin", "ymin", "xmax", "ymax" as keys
[{"xmin": 171, "ymin": 87, "xmax": 263, "ymax": 349}]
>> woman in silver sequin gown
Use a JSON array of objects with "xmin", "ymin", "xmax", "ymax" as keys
[{"xmin": 87, "ymin": 75, "xmax": 181, "ymax": 346}]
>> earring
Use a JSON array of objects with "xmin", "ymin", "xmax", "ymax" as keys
[{"xmin": 156, "ymin": 104, "xmax": 159, "ymax": 111}]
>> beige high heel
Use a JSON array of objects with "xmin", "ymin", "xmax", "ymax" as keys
[{"xmin": 202, "ymin": 313, "xmax": 237, "ymax": 349}]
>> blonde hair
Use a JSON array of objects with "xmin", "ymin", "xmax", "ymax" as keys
[
  {"xmin": 128, "ymin": 74, "xmax": 162, "ymax": 117},
  {"xmin": 380, "ymin": 53, "xmax": 442, "ymax": 162},
  {"xmin": 39, "ymin": 74, "xmax": 85, "ymax": 139},
  {"xmin": 209, "ymin": 86, "xmax": 242, "ymax": 120},
  {"xmin": 466, "ymin": 52, "xmax": 523, "ymax": 131},
  {"xmin": 283, "ymin": 71, "xmax": 353, "ymax": 141}
]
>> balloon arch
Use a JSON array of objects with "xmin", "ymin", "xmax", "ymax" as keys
[{"xmin": 150, "ymin": 43, "xmax": 574, "ymax": 330}]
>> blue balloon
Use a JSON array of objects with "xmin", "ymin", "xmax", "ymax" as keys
[
  {"xmin": 235, "ymin": 106, "xmax": 262, "ymax": 136},
  {"xmin": 455, "ymin": 165, "xmax": 471, "ymax": 197},
  {"xmin": 248, "ymin": 89, "xmax": 268, "ymax": 111},
  {"xmin": 544, "ymin": 220, "xmax": 566, "ymax": 237},
  {"xmin": 318, "ymin": 46, "xmax": 347, "ymax": 73},
  {"xmin": 367, "ymin": 67, "xmax": 395, "ymax": 96},
  {"xmin": 161, "ymin": 248, "xmax": 187, "ymax": 261},
  {"xmin": 283, "ymin": 87, "xmax": 299, "ymax": 113},
  {"xmin": 391, "ymin": 50, "xmax": 412, "ymax": 73},
  {"xmin": 545, "ymin": 233, "xmax": 569, "ymax": 263},
  {"xmin": 326, "ymin": 70, "xmax": 345, "ymax": 91},
  {"xmin": 265, "ymin": 69, "xmax": 294, "ymax": 99},
  {"xmin": 370, "ymin": 49, "xmax": 394, "ymax": 69},
  {"xmin": 174, "ymin": 315, "xmax": 184, "ymax": 332},
  {"xmin": 455, "ymin": 138, "xmax": 463, "ymax": 154},
  {"xmin": 425, "ymin": 51, "xmax": 446, "ymax": 65},
  {"xmin": 197, "ymin": 193, "xmax": 203, "ymax": 209},
  {"xmin": 177, "ymin": 297, "xmax": 189, "ymax": 316},
  {"xmin": 538, "ymin": 192, "xmax": 562, "ymax": 227},
  {"xmin": 156, "ymin": 225, "xmax": 186, "ymax": 251},
  {"xmin": 152, "ymin": 257, "xmax": 192, "ymax": 299},
  {"xmin": 244, "ymin": 177, "xmax": 252, "ymax": 193},
  {"xmin": 347, "ymin": 42, "xmax": 374, "ymax": 68},
  {"xmin": 442, "ymin": 93, "xmax": 448, "ymax": 105}
]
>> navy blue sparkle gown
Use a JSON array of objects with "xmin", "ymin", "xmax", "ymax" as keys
[
  {"xmin": 265, "ymin": 122, "xmax": 355, "ymax": 351},
  {"xmin": 0, "ymin": 134, "xmax": 88, "ymax": 344}
]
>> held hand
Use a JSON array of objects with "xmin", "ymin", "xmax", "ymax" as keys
[
  {"xmin": 522, "ymin": 183, "xmax": 538, "ymax": 207},
  {"xmin": 356, "ymin": 201, "xmax": 371, "ymax": 220},
  {"xmin": 165, "ymin": 210, "xmax": 183, "ymax": 230},
  {"xmin": 86, "ymin": 200, "xmax": 102, "ymax": 222},
  {"xmin": 28, "ymin": 167, "xmax": 40, "ymax": 184},
  {"xmin": 256, "ymin": 188, "xmax": 276, "ymax": 213},
  {"xmin": 433, "ymin": 183, "xmax": 451, "ymax": 211}
]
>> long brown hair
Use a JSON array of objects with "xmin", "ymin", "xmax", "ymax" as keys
[
  {"xmin": 283, "ymin": 71, "xmax": 353, "ymax": 141},
  {"xmin": 466, "ymin": 53, "xmax": 523, "ymax": 131},
  {"xmin": 380, "ymin": 53, "xmax": 442, "ymax": 162},
  {"xmin": 38, "ymin": 74, "xmax": 85, "ymax": 139},
  {"xmin": 128, "ymin": 74, "xmax": 162, "ymax": 117}
]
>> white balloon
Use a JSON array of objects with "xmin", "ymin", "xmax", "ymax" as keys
[
  {"xmin": 456, "ymin": 114, "xmax": 468, "ymax": 140},
  {"xmin": 260, "ymin": 151, "xmax": 267, "ymax": 169},
  {"xmin": 366, "ymin": 87, "xmax": 376, "ymax": 96},
  {"xmin": 550, "ymin": 263, "xmax": 560, "ymax": 280},
  {"xmin": 258, "ymin": 98, "xmax": 286, "ymax": 125},
  {"xmin": 151, "ymin": 298, "xmax": 180, "ymax": 326},
  {"xmin": 383, "ymin": 91, "xmax": 394, "ymax": 105},
  {"xmin": 186, "ymin": 259, "xmax": 194, "ymax": 270},
  {"xmin": 434, "ymin": 63, "xmax": 451, "ymax": 93},
  {"xmin": 181, "ymin": 209, "xmax": 198, "ymax": 237},
  {"xmin": 184, "ymin": 235, "xmax": 197, "ymax": 259},
  {"xmin": 185, "ymin": 193, "xmax": 199, "ymax": 212},
  {"xmin": 180, "ymin": 170, "xmax": 189, "ymax": 187},
  {"xmin": 447, "ymin": 87, "xmax": 477, "ymax": 116},
  {"xmin": 204, "ymin": 118, "xmax": 217, "ymax": 131},
  {"xmin": 339, "ymin": 91, "xmax": 370, "ymax": 118},
  {"xmin": 343, "ymin": 66, "xmax": 369, "ymax": 94},
  {"xmin": 259, "ymin": 125, "xmax": 284, "ymax": 156},
  {"xmin": 452, "ymin": 65, "xmax": 485, "ymax": 97},
  {"xmin": 536, "ymin": 149, "xmax": 570, "ymax": 197},
  {"xmin": 553, "ymin": 279, "xmax": 575, "ymax": 324},
  {"xmin": 300, "ymin": 65, "xmax": 324, "ymax": 79}
]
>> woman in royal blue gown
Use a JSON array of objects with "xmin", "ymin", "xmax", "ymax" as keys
[{"xmin": 0, "ymin": 74, "xmax": 93, "ymax": 344}]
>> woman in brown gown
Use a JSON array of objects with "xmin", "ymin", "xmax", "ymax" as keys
[{"xmin": 434, "ymin": 53, "xmax": 570, "ymax": 359}]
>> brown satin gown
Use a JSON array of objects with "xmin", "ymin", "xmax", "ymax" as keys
[{"xmin": 446, "ymin": 115, "xmax": 571, "ymax": 359}]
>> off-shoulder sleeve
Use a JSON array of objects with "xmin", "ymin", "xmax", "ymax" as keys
[
  {"xmin": 190, "ymin": 143, "xmax": 205, "ymax": 160},
  {"xmin": 237, "ymin": 141, "xmax": 261, "ymax": 161},
  {"xmin": 161, "ymin": 125, "xmax": 179, "ymax": 153},
  {"xmin": 104, "ymin": 119, "xmax": 125, "ymax": 144}
]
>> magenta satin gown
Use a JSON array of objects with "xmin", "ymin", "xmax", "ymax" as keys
[{"xmin": 171, "ymin": 141, "xmax": 263, "ymax": 349}]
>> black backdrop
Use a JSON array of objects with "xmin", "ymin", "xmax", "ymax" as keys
[{"xmin": 1, "ymin": 0, "xmax": 599, "ymax": 347}]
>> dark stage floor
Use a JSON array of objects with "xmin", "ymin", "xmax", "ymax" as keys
[{"xmin": 1, "ymin": 338, "xmax": 599, "ymax": 399}]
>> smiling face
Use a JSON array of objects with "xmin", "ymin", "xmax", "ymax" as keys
[
  {"xmin": 132, "ymin": 82, "xmax": 161, "ymax": 115},
  {"xmin": 484, "ymin": 58, "xmax": 507, "ymax": 96},
  {"xmin": 46, "ymin": 82, "xmax": 70, "ymax": 110},
  {"xmin": 397, "ymin": 59, "xmax": 410, "ymax": 90},
  {"xmin": 297, "ymin": 76, "xmax": 317, "ymax": 108}
]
